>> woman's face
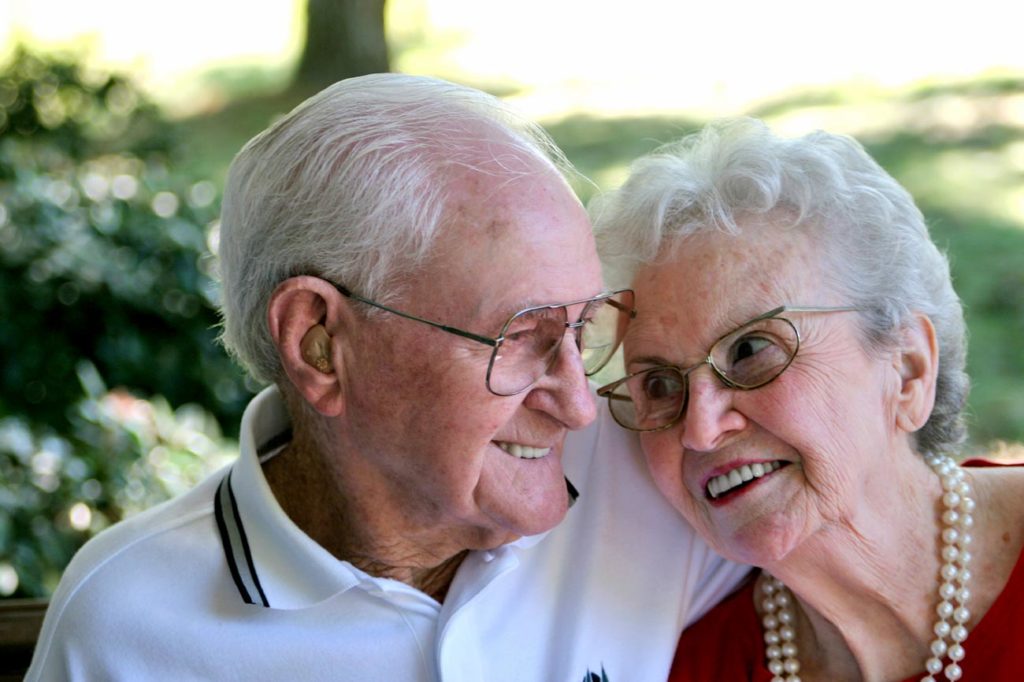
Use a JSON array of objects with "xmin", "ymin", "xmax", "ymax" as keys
[{"xmin": 626, "ymin": 223, "xmax": 905, "ymax": 565}]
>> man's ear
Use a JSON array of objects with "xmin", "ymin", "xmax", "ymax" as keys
[
  {"xmin": 267, "ymin": 276, "xmax": 350, "ymax": 417},
  {"xmin": 893, "ymin": 312, "xmax": 939, "ymax": 435}
]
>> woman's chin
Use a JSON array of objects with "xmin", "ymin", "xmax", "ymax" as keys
[{"xmin": 709, "ymin": 519, "xmax": 803, "ymax": 568}]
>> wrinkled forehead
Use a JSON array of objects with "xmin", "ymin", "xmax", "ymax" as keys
[
  {"xmin": 412, "ymin": 160, "xmax": 601, "ymax": 323},
  {"xmin": 628, "ymin": 225, "xmax": 828, "ymax": 343}
]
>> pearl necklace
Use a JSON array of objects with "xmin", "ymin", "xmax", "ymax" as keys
[{"xmin": 760, "ymin": 454, "xmax": 975, "ymax": 682}]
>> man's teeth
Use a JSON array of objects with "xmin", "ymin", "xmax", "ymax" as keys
[
  {"xmin": 496, "ymin": 442, "xmax": 550, "ymax": 459},
  {"xmin": 707, "ymin": 461, "xmax": 783, "ymax": 499}
]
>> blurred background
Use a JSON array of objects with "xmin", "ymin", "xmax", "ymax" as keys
[{"xmin": 1, "ymin": 0, "xmax": 1023, "ymax": 600}]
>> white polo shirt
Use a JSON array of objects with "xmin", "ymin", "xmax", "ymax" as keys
[{"xmin": 28, "ymin": 386, "xmax": 746, "ymax": 681}]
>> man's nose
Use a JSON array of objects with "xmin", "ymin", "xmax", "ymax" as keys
[{"xmin": 526, "ymin": 330, "xmax": 598, "ymax": 429}]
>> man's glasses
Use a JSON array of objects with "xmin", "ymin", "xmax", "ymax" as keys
[
  {"xmin": 326, "ymin": 280, "xmax": 636, "ymax": 396},
  {"xmin": 597, "ymin": 305, "xmax": 858, "ymax": 432}
]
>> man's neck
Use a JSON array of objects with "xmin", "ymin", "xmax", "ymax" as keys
[{"xmin": 262, "ymin": 438, "xmax": 476, "ymax": 602}]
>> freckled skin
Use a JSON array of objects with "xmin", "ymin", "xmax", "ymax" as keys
[
  {"xmin": 627, "ymin": 223, "xmax": 904, "ymax": 566},
  {"xmin": 336, "ymin": 154, "xmax": 603, "ymax": 559}
]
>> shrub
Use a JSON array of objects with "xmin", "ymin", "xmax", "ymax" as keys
[{"xmin": 0, "ymin": 47, "xmax": 248, "ymax": 598}]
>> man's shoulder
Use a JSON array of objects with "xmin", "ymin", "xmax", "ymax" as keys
[
  {"xmin": 562, "ymin": 401, "xmax": 642, "ymax": 473},
  {"xmin": 59, "ymin": 467, "xmax": 225, "ymax": 591},
  {"xmin": 29, "ymin": 468, "xmax": 230, "ymax": 678}
]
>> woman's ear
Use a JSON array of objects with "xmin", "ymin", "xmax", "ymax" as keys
[
  {"xmin": 893, "ymin": 313, "xmax": 939, "ymax": 435},
  {"xmin": 267, "ymin": 277, "xmax": 350, "ymax": 417}
]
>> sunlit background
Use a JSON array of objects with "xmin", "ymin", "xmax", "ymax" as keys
[
  {"xmin": 1, "ymin": 0, "xmax": 1023, "ymax": 603},
  {"xmin": 5, "ymin": 0, "xmax": 1024, "ymax": 117}
]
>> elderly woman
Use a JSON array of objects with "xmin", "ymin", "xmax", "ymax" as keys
[{"xmin": 592, "ymin": 119, "xmax": 1024, "ymax": 681}]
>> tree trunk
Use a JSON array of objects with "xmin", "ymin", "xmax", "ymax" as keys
[{"xmin": 293, "ymin": 0, "xmax": 390, "ymax": 92}]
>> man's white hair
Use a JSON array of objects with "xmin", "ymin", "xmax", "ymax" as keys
[{"xmin": 218, "ymin": 73, "xmax": 572, "ymax": 385}]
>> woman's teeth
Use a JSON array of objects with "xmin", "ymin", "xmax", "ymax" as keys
[
  {"xmin": 707, "ymin": 461, "xmax": 783, "ymax": 499},
  {"xmin": 496, "ymin": 442, "xmax": 550, "ymax": 459}
]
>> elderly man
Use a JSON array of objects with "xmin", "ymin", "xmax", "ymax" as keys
[{"xmin": 28, "ymin": 75, "xmax": 743, "ymax": 681}]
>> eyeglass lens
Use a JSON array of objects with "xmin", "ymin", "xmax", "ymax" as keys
[
  {"xmin": 487, "ymin": 290, "xmax": 635, "ymax": 396},
  {"xmin": 607, "ymin": 315, "xmax": 798, "ymax": 430}
]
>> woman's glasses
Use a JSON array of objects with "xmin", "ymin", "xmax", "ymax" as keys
[{"xmin": 597, "ymin": 305, "xmax": 857, "ymax": 431}]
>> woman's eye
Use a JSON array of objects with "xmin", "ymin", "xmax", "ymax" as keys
[
  {"xmin": 642, "ymin": 372, "xmax": 683, "ymax": 400},
  {"xmin": 730, "ymin": 335, "xmax": 774, "ymax": 363}
]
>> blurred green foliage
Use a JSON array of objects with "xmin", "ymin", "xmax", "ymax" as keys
[
  {"xmin": 1, "ymin": 47, "xmax": 1023, "ymax": 599},
  {"xmin": 0, "ymin": 48, "xmax": 249, "ymax": 597}
]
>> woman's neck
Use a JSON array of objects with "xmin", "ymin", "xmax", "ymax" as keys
[
  {"xmin": 757, "ymin": 463, "xmax": 1024, "ymax": 681},
  {"xmin": 756, "ymin": 459, "xmax": 946, "ymax": 681}
]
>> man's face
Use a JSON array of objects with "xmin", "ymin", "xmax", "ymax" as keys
[{"xmin": 340, "ymin": 159, "xmax": 603, "ymax": 551}]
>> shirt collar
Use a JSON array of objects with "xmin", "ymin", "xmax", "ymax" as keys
[
  {"xmin": 215, "ymin": 385, "xmax": 579, "ymax": 609},
  {"xmin": 216, "ymin": 386, "xmax": 368, "ymax": 609}
]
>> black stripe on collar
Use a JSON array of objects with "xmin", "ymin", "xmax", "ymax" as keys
[
  {"xmin": 214, "ymin": 470, "xmax": 270, "ymax": 607},
  {"xmin": 565, "ymin": 476, "xmax": 579, "ymax": 508}
]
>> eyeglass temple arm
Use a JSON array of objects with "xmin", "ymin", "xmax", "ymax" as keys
[
  {"xmin": 780, "ymin": 305, "xmax": 860, "ymax": 314},
  {"xmin": 605, "ymin": 295, "xmax": 637, "ymax": 318},
  {"xmin": 565, "ymin": 291, "xmax": 638, "ymax": 336},
  {"xmin": 333, "ymin": 283, "xmax": 498, "ymax": 347}
]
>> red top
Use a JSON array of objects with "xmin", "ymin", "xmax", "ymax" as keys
[{"xmin": 670, "ymin": 462, "xmax": 1024, "ymax": 682}]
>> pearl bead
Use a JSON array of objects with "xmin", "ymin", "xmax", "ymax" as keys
[{"xmin": 758, "ymin": 457, "xmax": 973, "ymax": 682}]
